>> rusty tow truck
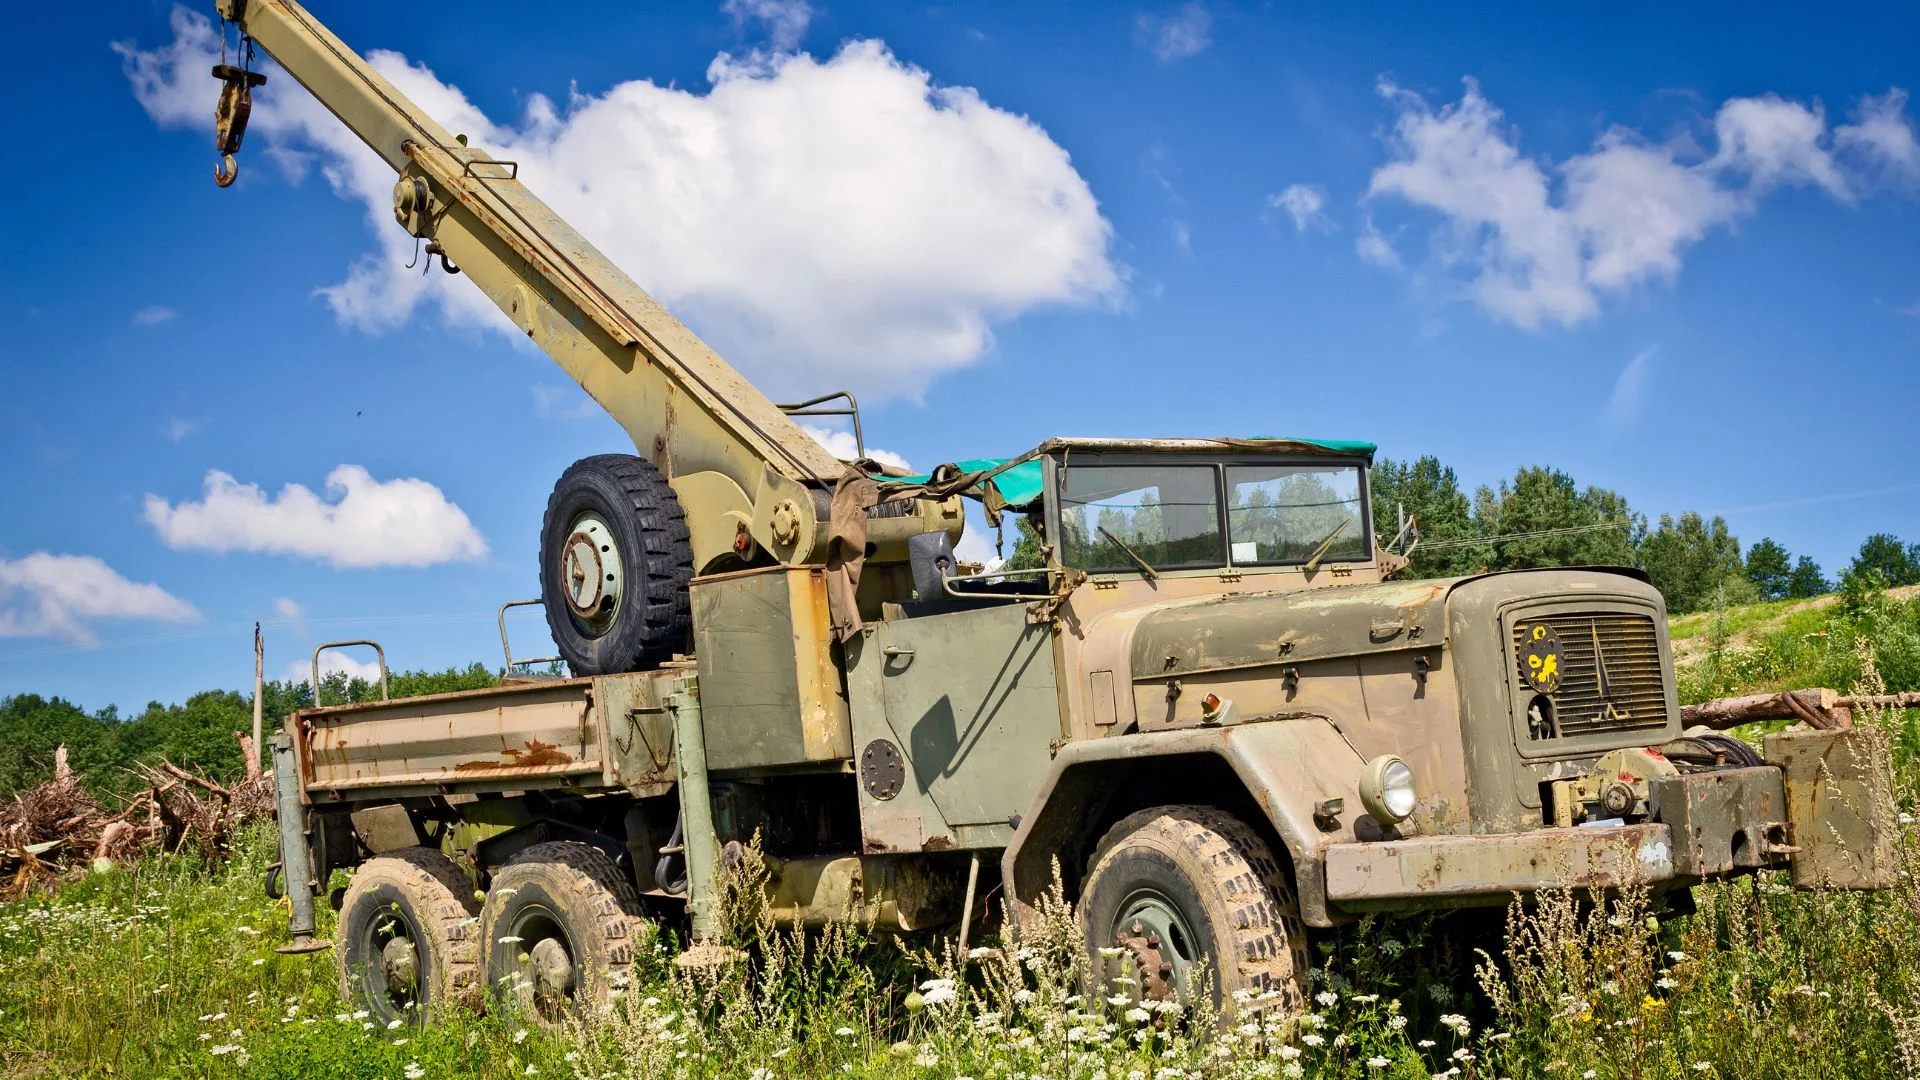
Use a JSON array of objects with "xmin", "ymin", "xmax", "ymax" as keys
[{"xmin": 202, "ymin": 0, "xmax": 1901, "ymax": 1025}]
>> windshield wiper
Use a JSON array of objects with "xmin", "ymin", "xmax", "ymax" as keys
[
  {"xmin": 1302, "ymin": 518, "xmax": 1352, "ymax": 573},
  {"xmin": 1098, "ymin": 527, "xmax": 1159, "ymax": 583}
]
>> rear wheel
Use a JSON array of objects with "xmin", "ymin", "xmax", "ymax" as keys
[
  {"xmin": 540, "ymin": 455, "xmax": 693, "ymax": 675},
  {"xmin": 335, "ymin": 848, "xmax": 480, "ymax": 1026},
  {"xmin": 1079, "ymin": 805, "xmax": 1308, "ymax": 1012},
  {"xmin": 480, "ymin": 841, "xmax": 642, "ymax": 1023}
]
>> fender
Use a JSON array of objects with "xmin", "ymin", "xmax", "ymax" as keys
[{"xmin": 1001, "ymin": 718, "xmax": 1370, "ymax": 929}]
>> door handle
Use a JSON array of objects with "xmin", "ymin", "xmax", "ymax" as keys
[{"xmin": 882, "ymin": 645, "xmax": 915, "ymax": 659}]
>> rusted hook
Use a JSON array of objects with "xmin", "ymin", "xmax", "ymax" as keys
[
  {"xmin": 215, "ymin": 153, "xmax": 239, "ymax": 188},
  {"xmin": 425, "ymin": 239, "xmax": 461, "ymax": 275}
]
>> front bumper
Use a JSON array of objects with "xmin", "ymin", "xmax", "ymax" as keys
[{"xmin": 1323, "ymin": 727, "xmax": 1897, "ymax": 908}]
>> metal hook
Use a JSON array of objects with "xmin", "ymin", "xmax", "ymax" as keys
[
  {"xmin": 215, "ymin": 153, "xmax": 239, "ymax": 188},
  {"xmin": 425, "ymin": 240, "xmax": 460, "ymax": 275}
]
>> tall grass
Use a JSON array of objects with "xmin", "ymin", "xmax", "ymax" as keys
[{"xmin": 3, "ymin": 590, "xmax": 1919, "ymax": 1078}]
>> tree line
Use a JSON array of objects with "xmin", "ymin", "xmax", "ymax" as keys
[
  {"xmin": 1371, "ymin": 456, "xmax": 1920, "ymax": 612},
  {"xmin": 0, "ymin": 665, "xmax": 498, "ymax": 798}
]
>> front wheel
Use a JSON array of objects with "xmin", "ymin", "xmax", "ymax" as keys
[{"xmin": 1079, "ymin": 805, "xmax": 1309, "ymax": 1012}]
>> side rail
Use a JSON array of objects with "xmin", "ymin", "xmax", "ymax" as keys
[{"xmin": 310, "ymin": 640, "xmax": 388, "ymax": 705}]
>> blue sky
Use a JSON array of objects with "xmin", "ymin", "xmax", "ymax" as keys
[{"xmin": 4, "ymin": 1, "xmax": 1918, "ymax": 713}]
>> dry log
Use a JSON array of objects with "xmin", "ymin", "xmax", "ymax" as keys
[{"xmin": 1682, "ymin": 688, "xmax": 1848, "ymax": 730}]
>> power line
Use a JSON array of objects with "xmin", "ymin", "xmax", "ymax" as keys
[{"xmin": 1418, "ymin": 519, "xmax": 1635, "ymax": 552}]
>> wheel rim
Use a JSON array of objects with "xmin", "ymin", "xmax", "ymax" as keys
[
  {"xmin": 1111, "ymin": 888, "xmax": 1202, "ymax": 1001},
  {"xmin": 500, "ymin": 905, "xmax": 578, "ymax": 1022},
  {"xmin": 358, "ymin": 907, "xmax": 424, "ymax": 1023},
  {"xmin": 559, "ymin": 512, "xmax": 623, "ymax": 634}
]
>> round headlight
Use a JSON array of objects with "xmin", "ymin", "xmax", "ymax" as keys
[{"xmin": 1360, "ymin": 755, "xmax": 1417, "ymax": 824}]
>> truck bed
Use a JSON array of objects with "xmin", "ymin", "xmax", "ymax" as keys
[{"xmin": 292, "ymin": 670, "xmax": 684, "ymax": 804}]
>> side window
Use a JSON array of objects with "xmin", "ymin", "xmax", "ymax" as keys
[{"xmin": 1058, "ymin": 463, "xmax": 1225, "ymax": 571}]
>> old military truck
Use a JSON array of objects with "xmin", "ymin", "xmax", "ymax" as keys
[{"xmin": 207, "ymin": 1, "xmax": 1898, "ymax": 1025}]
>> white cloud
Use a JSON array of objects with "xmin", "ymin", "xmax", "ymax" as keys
[
  {"xmin": 1136, "ymin": 3, "xmax": 1213, "ymax": 64},
  {"xmin": 1266, "ymin": 184, "xmax": 1332, "ymax": 233},
  {"xmin": 143, "ymin": 465, "xmax": 488, "ymax": 569},
  {"xmin": 801, "ymin": 424, "xmax": 911, "ymax": 471},
  {"xmin": 0, "ymin": 553, "xmax": 199, "ymax": 646},
  {"xmin": 1364, "ymin": 78, "xmax": 1918, "ymax": 329},
  {"xmin": 292, "ymin": 648, "xmax": 384, "ymax": 688},
  {"xmin": 1605, "ymin": 345, "xmax": 1659, "ymax": 427},
  {"xmin": 162, "ymin": 416, "xmax": 201, "ymax": 441},
  {"xmin": 1169, "ymin": 218, "xmax": 1192, "ymax": 255},
  {"xmin": 117, "ymin": 7, "xmax": 1120, "ymax": 402},
  {"xmin": 1705, "ymin": 94, "xmax": 1847, "ymax": 198},
  {"xmin": 272, "ymin": 596, "xmax": 304, "ymax": 621},
  {"xmin": 1837, "ymin": 89, "xmax": 1920, "ymax": 187},
  {"xmin": 1355, "ymin": 217, "xmax": 1402, "ymax": 271},
  {"xmin": 723, "ymin": 0, "xmax": 814, "ymax": 54},
  {"xmin": 132, "ymin": 305, "xmax": 176, "ymax": 326}
]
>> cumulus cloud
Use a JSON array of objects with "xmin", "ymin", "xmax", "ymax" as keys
[
  {"xmin": 117, "ymin": 7, "xmax": 1120, "ymax": 401},
  {"xmin": 1136, "ymin": 3, "xmax": 1213, "ymax": 63},
  {"xmin": 1266, "ymin": 184, "xmax": 1332, "ymax": 233},
  {"xmin": 1364, "ymin": 78, "xmax": 1919, "ymax": 328},
  {"xmin": 162, "ymin": 416, "xmax": 201, "ymax": 441},
  {"xmin": 132, "ymin": 305, "xmax": 176, "ymax": 326},
  {"xmin": 143, "ymin": 465, "xmax": 488, "ymax": 569},
  {"xmin": 724, "ymin": 0, "xmax": 813, "ymax": 54},
  {"xmin": 1837, "ymin": 89, "xmax": 1920, "ymax": 187},
  {"xmin": 272, "ymin": 596, "xmax": 304, "ymax": 621},
  {"xmin": 0, "ymin": 553, "xmax": 199, "ymax": 646},
  {"xmin": 801, "ymin": 424, "xmax": 911, "ymax": 470}
]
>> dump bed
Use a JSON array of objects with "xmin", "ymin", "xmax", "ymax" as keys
[{"xmin": 291, "ymin": 669, "xmax": 687, "ymax": 805}]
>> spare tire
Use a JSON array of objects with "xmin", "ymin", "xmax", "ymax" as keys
[{"xmin": 540, "ymin": 455, "xmax": 693, "ymax": 675}]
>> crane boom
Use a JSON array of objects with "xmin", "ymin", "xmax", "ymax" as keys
[{"xmin": 212, "ymin": 0, "xmax": 848, "ymax": 565}]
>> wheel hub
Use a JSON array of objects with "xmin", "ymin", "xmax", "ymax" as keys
[
  {"xmin": 379, "ymin": 935, "xmax": 418, "ymax": 997},
  {"xmin": 560, "ymin": 513, "xmax": 622, "ymax": 626},
  {"xmin": 1112, "ymin": 893, "xmax": 1196, "ymax": 1002},
  {"xmin": 528, "ymin": 936, "xmax": 575, "ymax": 1003}
]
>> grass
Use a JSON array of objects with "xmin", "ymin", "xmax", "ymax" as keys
[{"xmin": 5, "ymin": 588, "xmax": 1920, "ymax": 1078}]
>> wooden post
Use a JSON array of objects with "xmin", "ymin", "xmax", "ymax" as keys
[{"xmin": 251, "ymin": 622, "xmax": 264, "ymax": 781}]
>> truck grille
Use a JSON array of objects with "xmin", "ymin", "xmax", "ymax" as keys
[{"xmin": 1511, "ymin": 613, "xmax": 1668, "ymax": 739}]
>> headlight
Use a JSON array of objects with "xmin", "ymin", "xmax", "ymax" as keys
[{"xmin": 1360, "ymin": 755, "xmax": 1417, "ymax": 824}]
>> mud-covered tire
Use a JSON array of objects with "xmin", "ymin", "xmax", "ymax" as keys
[
  {"xmin": 335, "ymin": 847, "xmax": 481, "ymax": 1026},
  {"xmin": 1079, "ymin": 805, "xmax": 1309, "ymax": 1012},
  {"xmin": 480, "ymin": 841, "xmax": 642, "ymax": 1023},
  {"xmin": 540, "ymin": 454, "xmax": 693, "ymax": 675}
]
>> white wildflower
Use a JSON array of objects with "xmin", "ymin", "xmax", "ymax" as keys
[
  {"xmin": 1368, "ymin": 1058, "xmax": 1391, "ymax": 1069},
  {"xmin": 1315, "ymin": 991, "xmax": 1338, "ymax": 1007}
]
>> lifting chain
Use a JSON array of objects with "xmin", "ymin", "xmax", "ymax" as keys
[{"xmin": 211, "ymin": 21, "xmax": 266, "ymax": 187}]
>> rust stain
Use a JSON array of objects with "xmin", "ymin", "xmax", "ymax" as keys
[
  {"xmin": 920, "ymin": 835, "xmax": 956, "ymax": 852},
  {"xmin": 455, "ymin": 738, "xmax": 575, "ymax": 773}
]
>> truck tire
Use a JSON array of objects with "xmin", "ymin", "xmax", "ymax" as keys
[
  {"xmin": 540, "ymin": 455, "xmax": 693, "ymax": 675},
  {"xmin": 480, "ymin": 840, "xmax": 642, "ymax": 1023},
  {"xmin": 335, "ymin": 847, "xmax": 481, "ymax": 1026},
  {"xmin": 1079, "ymin": 805, "xmax": 1309, "ymax": 1012}
]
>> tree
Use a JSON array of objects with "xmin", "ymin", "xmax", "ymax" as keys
[
  {"xmin": 1846, "ymin": 533, "xmax": 1920, "ymax": 589},
  {"xmin": 1744, "ymin": 538, "xmax": 1794, "ymax": 601},
  {"xmin": 0, "ymin": 695, "xmax": 119, "ymax": 795},
  {"xmin": 1638, "ymin": 512, "xmax": 1750, "ymax": 614},
  {"xmin": 1786, "ymin": 556, "xmax": 1829, "ymax": 599},
  {"xmin": 1370, "ymin": 456, "xmax": 1490, "ymax": 578},
  {"xmin": 1473, "ymin": 466, "xmax": 1641, "ymax": 570}
]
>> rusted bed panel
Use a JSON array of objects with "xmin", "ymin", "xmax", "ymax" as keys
[{"xmin": 299, "ymin": 679, "xmax": 603, "ymax": 793}]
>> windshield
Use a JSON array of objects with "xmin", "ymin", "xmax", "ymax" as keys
[
  {"xmin": 1225, "ymin": 464, "xmax": 1368, "ymax": 564},
  {"xmin": 1058, "ymin": 463, "xmax": 1224, "ymax": 572},
  {"xmin": 1056, "ymin": 457, "xmax": 1370, "ymax": 572}
]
